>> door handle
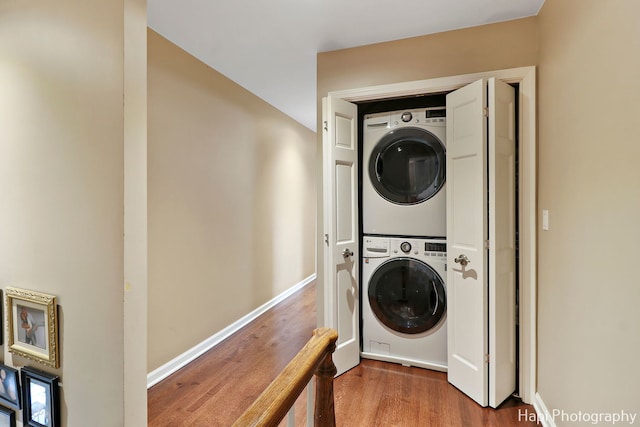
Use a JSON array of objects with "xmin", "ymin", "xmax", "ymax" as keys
[
  {"xmin": 342, "ymin": 248, "xmax": 354, "ymax": 258},
  {"xmin": 454, "ymin": 254, "xmax": 470, "ymax": 266}
]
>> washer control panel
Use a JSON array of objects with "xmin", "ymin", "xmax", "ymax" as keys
[
  {"xmin": 400, "ymin": 112, "xmax": 413, "ymax": 122},
  {"xmin": 380, "ymin": 238, "xmax": 447, "ymax": 258}
]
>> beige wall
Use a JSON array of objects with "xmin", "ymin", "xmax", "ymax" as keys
[
  {"xmin": 0, "ymin": 0, "xmax": 147, "ymax": 425},
  {"xmin": 147, "ymin": 30, "xmax": 317, "ymax": 371},
  {"xmin": 317, "ymin": 17, "xmax": 537, "ymax": 102},
  {"xmin": 316, "ymin": 18, "xmax": 538, "ymax": 325},
  {"xmin": 537, "ymin": 0, "xmax": 640, "ymax": 421}
]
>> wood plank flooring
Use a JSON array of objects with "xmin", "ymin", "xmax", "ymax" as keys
[{"xmin": 148, "ymin": 281, "xmax": 537, "ymax": 426}]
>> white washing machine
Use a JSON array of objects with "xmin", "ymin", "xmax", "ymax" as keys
[
  {"xmin": 361, "ymin": 236, "xmax": 447, "ymax": 371},
  {"xmin": 362, "ymin": 107, "xmax": 447, "ymax": 237}
]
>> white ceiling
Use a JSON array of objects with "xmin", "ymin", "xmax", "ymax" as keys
[{"xmin": 147, "ymin": 0, "xmax": 544, "ymax": 131}]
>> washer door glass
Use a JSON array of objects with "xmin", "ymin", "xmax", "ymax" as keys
[
  {"xmin": 369, "ymin": 127, "xmax": 445, "ymax": 205},
  {"xmin": 368, "ymin": 257, "xmax": 446, "ymax": 334}
]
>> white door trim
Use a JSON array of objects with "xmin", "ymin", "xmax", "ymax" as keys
[{"xmin": 326, "ymin": 66, "xmax": 537, "ymax": 404}]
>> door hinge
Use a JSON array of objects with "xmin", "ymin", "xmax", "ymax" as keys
[
  {"xmin": 323, "ymin": 120, "xmax": 328, "ymax": 131},
  {"xmin": 485, "ymin": 353, "xmax": 490, "ymax": 363},
  {"xmin": 483, "ymin": 107, "xmax": 489, "ymax": 117},
  {"xmin": 324, "ymin": 233, "xmax": 329, "ymax": 246},
  {"xmin": 484, "ymin": 239, "xmax": 490, "ymax": 249}
]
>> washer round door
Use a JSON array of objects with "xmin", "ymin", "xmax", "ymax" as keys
[
  {"xmin": 368, "ymin": 257, "xmax": 446, "ymax": 334},
  {"xmin": 369, "ymin": 127, "xmax": 445, "ymax": 205}
]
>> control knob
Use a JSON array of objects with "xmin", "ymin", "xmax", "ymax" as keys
[{"xmin": 400, "ymin": 112, "xmax": 413, "ymax": 122}]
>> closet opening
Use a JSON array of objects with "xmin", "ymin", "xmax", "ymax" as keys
[{"xmin": 354, "ymin": 86, "xmax": 523, "ymax": 399}]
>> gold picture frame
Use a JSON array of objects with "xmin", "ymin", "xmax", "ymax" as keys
[{"xmin": 5, "ymin": 287, "xmax": 59, "ymax": 369}]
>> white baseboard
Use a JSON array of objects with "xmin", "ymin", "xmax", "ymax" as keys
[
  {"xmin": 147, "ymin": 274, "xmax": 316, "ymax": 388},
  {"xmin": 532, "ymin": 392, "xmax": 557, "ymax": 427}
]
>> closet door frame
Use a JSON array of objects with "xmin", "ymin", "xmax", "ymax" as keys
[{"xmin": 325, "ymin": 66, "xmax": 537, "ymax": 404}]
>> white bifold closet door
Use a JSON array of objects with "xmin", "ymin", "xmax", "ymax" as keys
[
  {"xmin": 321, "ymin": 96, "xmax": 360, "ymax": 376},
  {"xmin": 446, "ymin": 77, "xmax": 516, "ymax": 408}
]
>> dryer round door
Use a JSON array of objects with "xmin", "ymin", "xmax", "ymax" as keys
[
  {"xmin": 369, "ymin": 127, "xmax": 445, "ymax": 205},
  {"xmin": 368, "ymin": 257, "xmax": 446, "ymax": 334}
]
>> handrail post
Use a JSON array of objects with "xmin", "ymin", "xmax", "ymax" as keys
[
  {"xmin": 231, "ymin": 328, "xmax": 338, "ymax": 427},
  {"xmin": 313, "ymin": 339, "xmax": 337, "ymax": 427}
]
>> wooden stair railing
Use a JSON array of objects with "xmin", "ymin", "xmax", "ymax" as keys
[{"xmin": 232, "ymin": 327, "xmax": 339, "ymax": 427}]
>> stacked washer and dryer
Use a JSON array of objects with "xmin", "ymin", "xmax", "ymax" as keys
[{"xmin": 361, "ymin": 107, "xmax": 449, "ymax": 371}]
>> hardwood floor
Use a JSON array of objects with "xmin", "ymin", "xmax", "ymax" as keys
[{"xmin": 148, "ymin": 281, "xmax": 537, "ymax": 426}]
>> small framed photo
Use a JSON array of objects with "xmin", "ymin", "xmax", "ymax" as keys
[
  {"xmin": 0, "ymin": 363, "xmax": 21, "ymax": 410},
  {"xmin": 5, "ymin": 288, "xmax": 59, "ymax": 369},
  {"xmin": 0, "ymin": 405, "xmax": 16, "ymax": 427},
  {"xmin": 20, "ymin": 367, "xmax": 60, "ymax": 427}
]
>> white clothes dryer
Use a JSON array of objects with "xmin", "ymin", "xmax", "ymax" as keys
[
  {"xmin": 361, "ymin": 236, "xmax": 447, "ymax": 371},
  {"xmin": 362, "ymin": 107, "xmax": 446, "ymax": 237}
]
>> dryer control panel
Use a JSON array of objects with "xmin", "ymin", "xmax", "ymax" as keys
[{"xmin": 364, "ymin": 107, "xmax": 446, "ymax": 131}]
